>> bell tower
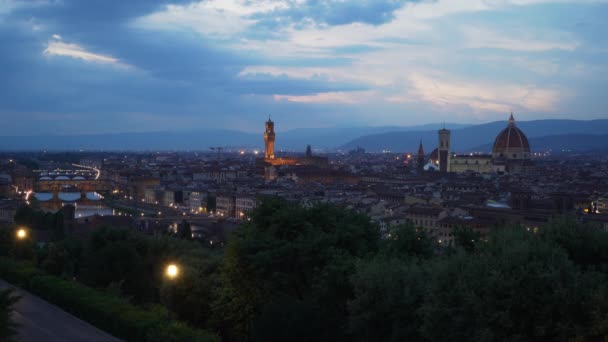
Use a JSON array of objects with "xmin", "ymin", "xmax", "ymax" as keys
[
  {"xmin": 264, "ymin": 117, "xmax": 275, "ymax": 160},
  {"xmin": 438, "ymin": 128, "xmax": 451, "ymax": 173}
]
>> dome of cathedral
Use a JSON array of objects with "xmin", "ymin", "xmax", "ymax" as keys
[
  {"xmin": 492, "ymin": 114, "xmax": 530, "ymax": 160},
  {"xmin": 429, "ymin": 148, "xmax": 439, "ymax": 162}
]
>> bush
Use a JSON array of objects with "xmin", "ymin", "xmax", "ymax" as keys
[
  {"xmin": 0, "ymin": 258, "xmax": 43, "ymax": 287},
  {"xmin": 0, "ymin": 258, "xmax": 218, "ymax": 342},
  {"xmin": 0, "ymin": 288, "xmax": 21, "ymax": 341}
]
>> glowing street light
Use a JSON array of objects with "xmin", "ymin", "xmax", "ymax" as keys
[
  {"xmin": 16, "ymin": 228, "xmax": 27, "ymax": 240},
  {"xmin": 165, "ymin": 264, "xmax": 179, "ymax": 280}
]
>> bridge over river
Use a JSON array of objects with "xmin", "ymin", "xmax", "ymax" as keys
[{"xmin": 34, "ymin": 178, "xmax": 112, "ymax": 201}]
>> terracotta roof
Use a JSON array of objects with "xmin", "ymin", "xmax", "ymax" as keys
[
  {"xmin": 429, "ymin": 148, "xmax": 439, "ymax": 161},
  {"xmin": 492, "ymin": 114, "xmax": 530, "ymax": 153}
]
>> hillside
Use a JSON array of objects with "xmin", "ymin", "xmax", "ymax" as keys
[{"xmin": 340, "ymin": 119, "xmax": 608, "ymax": 152}]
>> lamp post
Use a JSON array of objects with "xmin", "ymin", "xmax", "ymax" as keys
[
  {"xmin": 165, "ymin": 263, "xmax": 179, "ymax": 280},
  {"xmin": 16, "ymin": 228, "xmax": 27, "ymax": 240}
]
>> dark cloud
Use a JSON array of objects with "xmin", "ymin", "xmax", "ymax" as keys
[
  {"xmin": 0, "ymin": 0, "xmax": 369, "ymax": 134},
  {"xmin": 12, "ymin": 0, "xmax": 194, "ymax": 24},
  {"xmin": 249, "ymin": 0, "xmax": 419, "ymax": 30}
]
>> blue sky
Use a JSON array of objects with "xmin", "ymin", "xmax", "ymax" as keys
[{"xmin": 0, "ymin": 0, "xmax": 607, "ymax": 135}]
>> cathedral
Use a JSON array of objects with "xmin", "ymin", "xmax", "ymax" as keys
[{"xmin": 423, "ymin": 114, "xmax": 533, "ymax": 174}]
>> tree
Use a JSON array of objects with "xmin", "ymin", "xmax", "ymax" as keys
[
  {"xmin": 420, "ymin": 228, "xmax": 608, "ymax": 341},
  {"xmin": 177, "ymin": 220, "xmax": 192, "ymax": 240},
  {"xmin": 80, "ymin": 227, "xmax": 147, "ymax": 300},
  {"xmin": 0, "ymin": 289, "xmax": 20, "ymax": 341},
  {"xmin": 382, "ymin": 223, "xmax": 434, "ymax": 259},
  {"xmin": 213, "ymin": 198, "xmax": 380, "ymax": 341},
  {"xmin": 348, "ymin": 257, "xmax": 426, "ymax": 342},
  {"xmin": 52, "ymin": 212, "xmax": 65, "ymax": 241},
  {"xmin": 539, "ymin": 218, "xmax": 608, "ymax": 272},
  {"xmin": 13, "ymin": 206, "xmax": 35, "ymax": 226},
  {"xmin": 160, "ymin": 253, "xmax": 222, "ymax": 327},
  {"xmin": 41, "ymin": 243, "xmax": 68, "ymax": 276},
  {"xmin": 453, "ymin": 226, "xmax": 481, "ymax": 253},
  {"xmin": 0, "ymin": 229, "xmax": 13, "ymax": 257}
]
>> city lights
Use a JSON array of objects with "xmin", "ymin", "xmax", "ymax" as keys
[{"xmin": 2, "ymin": 3, "xmax": 608, "ymax": 341}]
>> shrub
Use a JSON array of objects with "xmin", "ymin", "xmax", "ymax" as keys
[
  {"xmin": 0, "ymin": 288, "xmax": 21, "ymax": 341},
  {"xmin": 0, "ymin": 258, "xmax": 218, "ymax": 342}
]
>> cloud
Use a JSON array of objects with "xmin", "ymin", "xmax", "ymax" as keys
[
  {"xmin": 132, "ymin": 0, "xmax": 312, "ymax": 40},
  {"xmin": 404, "ymin": 74, "xmax": 561, "ymax": 113},
  {"xmin": 134, "ymin": 0, "xmax": 419, "ymax": 40},
  {"xmin": 0, "ymin": 0, "xmax": 49, "ymax": 15},
  {"xmin": 273, "ymin": 91, "xmax": 376, "ymax": 104},
  {"xmin": 1, "ymin": 0, "xmax": 607, "ymax": 135},
  {"xmin": 464, "ymin": 26, "xmax": 578, "ymax": 52},
  {"xmin": 393, "ymin": 0, "xmax": 608, "ymax": 20},
  {"xmin": 43, "ymin": 38, "xmax": 133, "ymax": 69},
  {"xmin": 252, "ymin": 0, "xmax": 417, "ymax": 28}
]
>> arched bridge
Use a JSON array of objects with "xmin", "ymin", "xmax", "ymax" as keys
[{"xmin": 34, "ymin": 179, "xmax": 113, "ymax": 201}]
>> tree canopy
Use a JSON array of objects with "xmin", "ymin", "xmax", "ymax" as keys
[{"xmin": 6, "ymin": 199, "xmax": 608, "ymax": 342}]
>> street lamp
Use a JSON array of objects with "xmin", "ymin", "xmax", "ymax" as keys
[
  {"xmin": 165, "ymin": 263, "xmax": 179, "ymax": 280},
  {"xmin": 16, "ymin": 228, "xmax": 27, "ymax": 240}
]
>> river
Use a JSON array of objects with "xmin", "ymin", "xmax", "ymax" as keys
[{"xmin": 34, "ymin": 192, "xmax": 113, "ymax": 218}]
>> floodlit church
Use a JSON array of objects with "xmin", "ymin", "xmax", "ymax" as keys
[{"xmin": 425, "ymin": 114, "xmax": 533, "ymax": 174}]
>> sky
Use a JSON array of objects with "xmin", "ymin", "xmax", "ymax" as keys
[{"xmin": 0, "ymin": 0, "xmax": 607, "ymax": 135}]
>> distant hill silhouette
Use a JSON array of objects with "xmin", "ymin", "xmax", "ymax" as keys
[
  {"xmin": 0, "ymin": 130, "xmax": 260, "ymax": 151},
  {"xmin": 278, "ymin": 123, "xmax": 470, "ymax": 149},
  {"xmin": 339, "ymin": 119, "xmax": 608, "ymax": 152},
  {"xmin": 473, "ymin": 134, "xmax": 608, "ymax": 153},
  {"xmin": 0, "ymin": 123, "xmax": 469, "ymax": 151},
  {"xmin": 0, "ymin": 120, "xmax": 606, "ymax": 152}
]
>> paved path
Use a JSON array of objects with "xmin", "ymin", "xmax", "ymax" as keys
[{"xmin": 0, "ymin": 279, "xmax": 122, "ymax": 342}]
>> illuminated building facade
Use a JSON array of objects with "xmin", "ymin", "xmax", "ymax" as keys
[
  {"xmin": 425, "ymin": 114, "xmax": 532, "ymax": 174},
  {"xmin": 264, "ymin": 118, "xmax": 275, "ymax": 160},
  {"xmin": 259, "ymin": 118, "xmax": 328, "ymax": 168}
]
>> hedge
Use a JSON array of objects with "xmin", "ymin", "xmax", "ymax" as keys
[{"xmin": 0, "ymin": 258, "xmax": 218, "ymax": 342}]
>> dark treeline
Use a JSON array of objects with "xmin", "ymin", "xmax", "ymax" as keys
[
  {"xmin": 4, "ymin": 198, "xmax": 608, "ymax": 341},
  {"xmin": 14, "ymin": 206, "xmax": 65, "ymax": 240}
]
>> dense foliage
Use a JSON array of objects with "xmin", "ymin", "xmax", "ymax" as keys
[
  {"xmin": 14, "ymin": 206, "xmax": 65, "ymax": 240},
  {"xmin": 214, "ymin": 199, "xmax": 379, "ymax": 341},
  {"xmin": 210, "ymin": 200, "xmax": 608, "ymax": 341},
  {"xmin": 3, "ymin": 199, "xmax": 608, "ymax": 341},
  {"xmin": 0, "ymin": 259, "xmax": 217, "ymax": 342},
  {"xmin": 0, "ymin": 288, "xmax": 20, "ymax": 341}
]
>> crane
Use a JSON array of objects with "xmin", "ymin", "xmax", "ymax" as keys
[{"xmin": 209, "ymin": 147, "xmax": 224, "ymax": 160}]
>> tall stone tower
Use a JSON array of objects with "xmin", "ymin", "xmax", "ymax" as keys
[
  {"xmin": 438, "ymin": 128, "xmax": 451, "ymax": 173},
  {"xmin": 417, "ymin": 140, "xmax": 425, "ymax": 173},
  {"xmin": 264, "ymin": 117, "xmax": 276, "ymax": 160}
]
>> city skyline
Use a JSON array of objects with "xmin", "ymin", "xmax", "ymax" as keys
[{"xmin": 1, "ymin": 0, "xmax": 607, "ymax": 135}]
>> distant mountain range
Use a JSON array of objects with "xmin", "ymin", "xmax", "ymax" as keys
[
  {"xmin": 474, "ymin": 134, "xmax": 608, "ymax": 153},
  {"xmin": 0, "ymin": 123, "xmax": 470, "ymax": 151},
  {"xmin": 0, "ymin": 120, "xmax": 606, "ymax": 152},
  {"xmin": 339, "ymin": 119, "xmax": 608, "ymax": 153}
]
